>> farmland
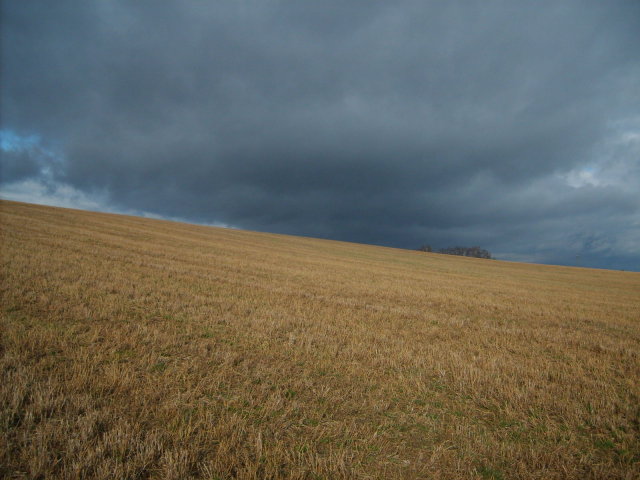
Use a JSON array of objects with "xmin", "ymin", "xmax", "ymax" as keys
[{"xmin": 1, "ymin": 200, "xmax": 639, "ymax": 479}]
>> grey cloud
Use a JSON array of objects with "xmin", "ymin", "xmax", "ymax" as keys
[
  {"xmin": 2, "ymin": 0, "xmax": 639, "ymax": 270},
  {"xmin": 1, "ymin": 149, "xmax": 41, "ymax": 183}
]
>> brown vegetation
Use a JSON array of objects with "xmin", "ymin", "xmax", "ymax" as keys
[{"xmin": 1, "ymin": 200, "xmax": 639, "ymax": 479}]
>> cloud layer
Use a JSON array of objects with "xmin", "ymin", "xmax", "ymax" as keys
[{"xmin": 2, "ymin": 1, "xmax": 639, "ymax": 269}]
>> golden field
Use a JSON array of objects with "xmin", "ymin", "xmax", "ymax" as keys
[{"xmin": 1, "ymin": 200, "xmax": 639, "ymax": 479}]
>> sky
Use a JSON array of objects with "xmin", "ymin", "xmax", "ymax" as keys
[{"xmin": 1, "ymin": 1, "xmax": 639, "ymax": 271}]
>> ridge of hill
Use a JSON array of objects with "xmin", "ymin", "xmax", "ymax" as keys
[{"xmin": 2, "ymin": 200, "xmax": 639, "ymax": 479}]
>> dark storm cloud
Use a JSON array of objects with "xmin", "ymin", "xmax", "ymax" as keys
[{"xmin": 2, "ymin": 0, "xmax": 639, "ymax": 269}]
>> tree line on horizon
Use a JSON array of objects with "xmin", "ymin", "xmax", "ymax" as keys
[{"xmin": 418, "ymin": 245, "xmax": 492, "ymax": 259}]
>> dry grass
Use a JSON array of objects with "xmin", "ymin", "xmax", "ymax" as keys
[{"xmin": 1, "ymin": 199, "xmax": 639, "ymax": 479}]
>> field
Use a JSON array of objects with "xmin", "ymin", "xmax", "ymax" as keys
[{"xmin": 1, "ymin": 200, "xmax": 639, "ymax": 479}]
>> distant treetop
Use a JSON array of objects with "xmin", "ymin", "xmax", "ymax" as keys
[{"xmin": 418, "ymin": 245, "xmax": 492, "ymax": 259}]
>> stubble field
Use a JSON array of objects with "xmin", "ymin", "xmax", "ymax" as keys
[{"xmin": 1, "ymin": 200, "xmax": 639, "ymax": 479}]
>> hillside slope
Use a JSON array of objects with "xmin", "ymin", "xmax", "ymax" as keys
[{"xmin": 1, "ymin": 200, "xmax": 639, "ymax": 479}]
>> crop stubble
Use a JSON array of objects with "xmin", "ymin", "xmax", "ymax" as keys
[{"xmin": 1, "ymin": 200, "xmax": 639, "ymax": 479}]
